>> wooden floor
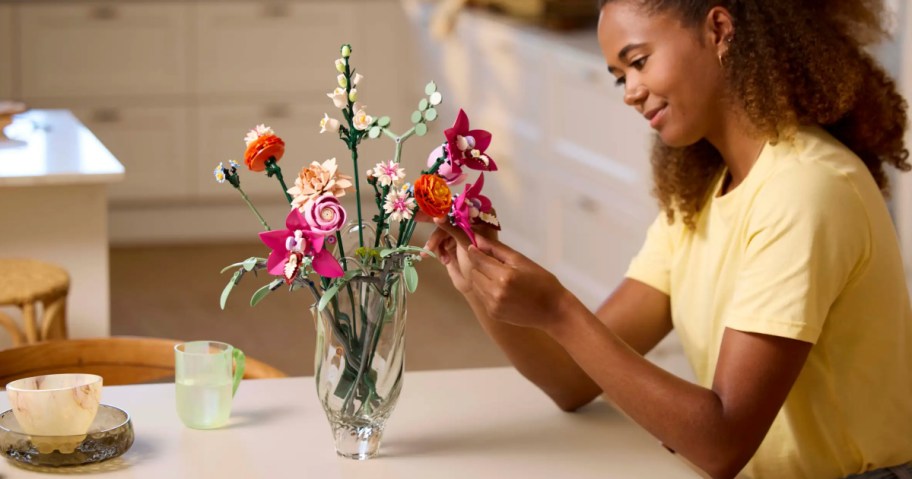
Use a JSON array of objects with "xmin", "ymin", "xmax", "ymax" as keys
[{"xmin": 110, "ymin": 242, "xmax": 510, "ymax": 377}]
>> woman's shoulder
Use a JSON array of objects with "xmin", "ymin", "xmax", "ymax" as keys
[{"xmin": 769, "ymin": 126, "xmax": 874, "ymax": 186}]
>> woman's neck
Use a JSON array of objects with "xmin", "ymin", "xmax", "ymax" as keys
[{"xmin": 705, "ymin": 107, "xmax": 767, "ymax": 193}]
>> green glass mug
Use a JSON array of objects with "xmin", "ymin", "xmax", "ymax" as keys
[{"xmin": 174, "ymin": 341, "xmax": 245, "ymax": 429}]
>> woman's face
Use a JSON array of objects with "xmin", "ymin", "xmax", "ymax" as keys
[{"xmin": 597, "ymin": 1, "xmax": 726, "ymax": 147}]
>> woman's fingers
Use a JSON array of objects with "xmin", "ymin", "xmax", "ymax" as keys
[
  {"xmin": 424, "ymin": 228, "xmax": 450, "ymax": 261},
  {"xmin": 413, "ymin": 210, "xmax": 435, "ymax": 224},
  {"xmin": 467, "ymin": 244, "xmax": 507, "ymax": 279},
  {"xmin": 475, "ymin": 234, "xmax": 521, "ymax": 266},
  {"xmin": 433, "ymin": 217, "xmax": 473, "ymax": 249}
]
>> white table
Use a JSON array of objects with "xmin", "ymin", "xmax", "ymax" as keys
[
  {"xmin": 0, "ymin": 368, "xmax": 699, "ymax": 478},
  {"xmin": 0, "ymin": 110, "xmax": 124, "ymax": 345}
]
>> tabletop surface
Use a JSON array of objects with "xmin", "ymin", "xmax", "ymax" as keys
[
  {"xmin": 0, "ymin": 367, "xmax": 699, "ymax": 478},
  {"xmin": 0, "ymin": 110, "xmax": 124, "ymax": 187}
]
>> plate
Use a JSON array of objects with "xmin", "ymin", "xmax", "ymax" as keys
[{"xmin": 0, "ymin": 404, "xmax": 134, "ymax": 467}]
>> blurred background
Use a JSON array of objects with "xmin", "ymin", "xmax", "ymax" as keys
[{"xmin": 0, "ymin": 0, "xmax": 909, "ymax": 379}]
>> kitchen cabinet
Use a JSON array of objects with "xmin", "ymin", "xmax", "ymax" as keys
[
  {"xmin": 70, "ymin": 105, "xmax": 194, "ymax": 202},
  {"xmin": 18, "ymin": 3, "xmax": 190, "ymax": 100}
]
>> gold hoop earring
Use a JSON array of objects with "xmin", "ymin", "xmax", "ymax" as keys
[{"xmin": 718, "ymin": 53, "xmax": 724, "ymax": 68}]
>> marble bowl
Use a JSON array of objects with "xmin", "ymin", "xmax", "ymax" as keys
[{"xmin": 6, "ymin": 374, "xmax": 103, "ymax": 437}]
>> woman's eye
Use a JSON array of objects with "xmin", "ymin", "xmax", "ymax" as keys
[
  {"xmin": 631, "ymin": 57, "xmax": 648, "ymax": 70},
  {"xmin": 614, "ymin": 77, "xmax": 626, "ymax": 87}
]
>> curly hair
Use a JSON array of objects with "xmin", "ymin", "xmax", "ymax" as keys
[{"xmin": 599, "ymin": 0, "xmax": 910, "ymax": 228}]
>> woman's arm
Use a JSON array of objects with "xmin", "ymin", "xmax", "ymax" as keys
[
  {"xmin": 465, "ymin": 234, "xmax": 811, "ymax": 478},
  {"xmin": 427, "ymin": 220, "xmax": 674, "ymax": 411}
]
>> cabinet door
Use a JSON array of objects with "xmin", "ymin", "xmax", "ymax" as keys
[
  {"xmin": 0, "ymin": 5, "xmax": 12, "ymax": 99},
  {"xmin": 70, "ymin": 106, "xmax": 193, "ymax": 202},
  {"xmin": 465, "ymin": 15, "xmax": 546, "ymax": 143},
  {"xmin": 549, "ymin": 168, "xmax": 657, "ymax": 310},
  {"xmin": 197, "ymin": 102, "xmax": 348, "ymax": 200},
  {"xmin": 195, "ymin": 3, "xmax": 352, "ymax": 96},
  {"xmin": 469, "ymin": 109, "xmax": 547, "ymax": 264},
  {"xmin": 548, "ymin": 53, "xmax": 654, "ymax": 201},
  {"xmin": 18, "ymin": 3, "xmax": 190, "ymax": 99}
]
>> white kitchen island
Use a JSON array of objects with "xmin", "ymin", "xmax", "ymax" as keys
[{"xmin": 0, "ymin": 109, "xmax": 124, "ymax": 345}]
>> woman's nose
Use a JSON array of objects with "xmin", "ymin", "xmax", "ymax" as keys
[{"xmin": 624, "ymin": 83, "xmax": 647, "ymax": 107}]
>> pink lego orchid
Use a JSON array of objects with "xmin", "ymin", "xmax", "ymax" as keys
[
  {"xmin": 259, "ymin": 209, "xmax": 344, "ymax": 282},
  {"xmin": 444, "ymin": 109, "xmax": 497, "ymax": 173},
  {"xmin": 427, "ymin": 144, "xmax": 466, "ymax": 186},
  {"xmin": 451, "ymin": 173, "xmax": 499, "ymax": 246}
]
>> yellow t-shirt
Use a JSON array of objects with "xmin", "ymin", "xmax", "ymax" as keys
[{"xmin": 625, "ymin": 126, "xmax": 912, "ymax": 479}]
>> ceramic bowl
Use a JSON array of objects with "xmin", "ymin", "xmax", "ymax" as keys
[{"xmin": 6, "ymin": 374, "xmax": 102, "ymax": 436}]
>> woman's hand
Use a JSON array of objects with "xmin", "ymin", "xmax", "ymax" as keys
[
  {"xmin": 426, "ymin": 218, "xmax": 575, "ymax": 331},
  {"xmin": 420, "ymin": 212, "xmax": 499, "ymax": 296},
  {"xmin": 463, "ymin": 235, "xmax": 575, "ymax": 332}
]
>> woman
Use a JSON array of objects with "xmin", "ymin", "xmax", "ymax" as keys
[{"xmin": 425, "ymin": 0, "xmax": 912, "ymax": 478}]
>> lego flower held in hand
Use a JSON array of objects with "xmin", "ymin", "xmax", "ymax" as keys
[
  {"xmin": 451, "ymin": 173, "xmax": 499, "ymax": 246},
  {"xmin": 444, "ymin": 109, "xmax": 497, "ymax": 172},
  {"xmin": 427, "ymin": 144, "xmax": 466, "ymax": 185},
  {"xmin": 414, "ymin": 174, "xmax": 452, "ymax": 218}
]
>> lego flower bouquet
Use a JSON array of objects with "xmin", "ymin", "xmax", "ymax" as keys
[{"xmin": 216, "ymin": 44, "xmax": 499, "ymax": 459}]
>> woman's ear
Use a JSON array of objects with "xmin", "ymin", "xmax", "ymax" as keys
[{"xmin": 705, "ymin": 6, "xmax": 736, "ymax": 56}]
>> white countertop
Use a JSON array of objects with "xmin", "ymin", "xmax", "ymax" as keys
[
  {"xmin": 0, "ymin": 368, "xmax": 700, "ymax": 478},
  {"xmin": 0, "ymin": 110, "xmax": 124, "ymax": 187}
]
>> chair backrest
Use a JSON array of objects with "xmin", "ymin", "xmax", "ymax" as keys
[{"xmin": 0, "ymin": 337, "xmax": 286, "ymax": 388}]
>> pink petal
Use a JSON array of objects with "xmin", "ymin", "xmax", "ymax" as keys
[
  {"xmin": 467, "ymin": 173, "xmax": 485, "ymax": 197},
  {"xmin": 470, "ymin": 129, "xmax": 492, "ymax": 151},
  {"xmin": 312, "ymin": 249, "xmax": 343, "ymax": 278},
  {"xmin": 453, "ymin": 214, "xmax": 476, "ymax": 246},
  {"xmin": 477, "ymin": 194, "xmax": 493, "ymax": 212},
  {"xmin": 285, "ymin": 208, "xmax": 307, "ymax": 231},
  {"xmin": 452, "ymin": 109, "xmax": 469, "ymax": 133},
  {"xmin": 462, "ymin": 155, "xmax": 498, "ymax": 171},
  {"xmin": 266, "ymin": 249, "xmax": 287, "ymax": 276},
  {"xmin": 259, "ymin": 229, "xmax": 289, "ymax": 252}
]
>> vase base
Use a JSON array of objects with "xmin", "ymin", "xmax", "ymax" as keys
[{"xmin": 332, "ymin": 423, "xmax": 384, "ymax": 460}]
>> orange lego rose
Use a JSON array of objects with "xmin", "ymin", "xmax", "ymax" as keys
[
  {"xmin": 414, "ymin": 174, "xmax": 453, "ymax": 218},
  {"xmin": 244, "ymin": 134, "xmax": 285, "ymax": 172}
]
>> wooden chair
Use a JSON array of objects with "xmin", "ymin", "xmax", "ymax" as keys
[
  {"xmin": 0, "ymin": 259, "xmax": 70, "ymax": 346},
  {"xmin": 0, "ymin": 337, "xmax": 286, "ymax": 388}
]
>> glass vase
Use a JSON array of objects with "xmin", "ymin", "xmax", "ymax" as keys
[{"xmin": 312, "ymin": 228, "xmax": 407, "ymax": 460}]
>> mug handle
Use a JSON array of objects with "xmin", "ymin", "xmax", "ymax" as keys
[{"xmin": 231, "ymin": 347, "xmax": 246, "ymax": 397}]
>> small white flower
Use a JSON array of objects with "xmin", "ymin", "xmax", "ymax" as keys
[
  {"xmin": 370, "ymin": 160, "xmax": 406, "ymax": 187},
  {"xmin": 353, "ymin": 106, "xmax": 373, "ymax": 131},
  {"xmin": 228, "ymin": 160, "xmax": 240, "ymax": 170},
  {"xmin": 244, "ymin": 124, "xmax": 275, "ymax": 146},
  {"xmin": 213, "ymin": 163, "xmax": 226, "ymax": 183},
  {"xmin": 337, "ymin": 74, "xmax": 348, "ymax": 88},
  {"xmin": 348, "ymin": 88, "xmax": 358, "ymax": 103},
  {"xmin": 384, "ymin": 189, "xmax": 416, "ymax": 222},
  {"xmin": 352, "ymin": 73, "xmax": 363, "ymax": 86},
  {"xmin": 327, "ymin": 88, "xmax": 347, "ymax": 109},
  {"xmin": 335, "ymin": 58, "xmax": 346, "ymax": 73},
  {"xmin": 320, "ymin": 113, "xmax": 340, "ymax": 134}
]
